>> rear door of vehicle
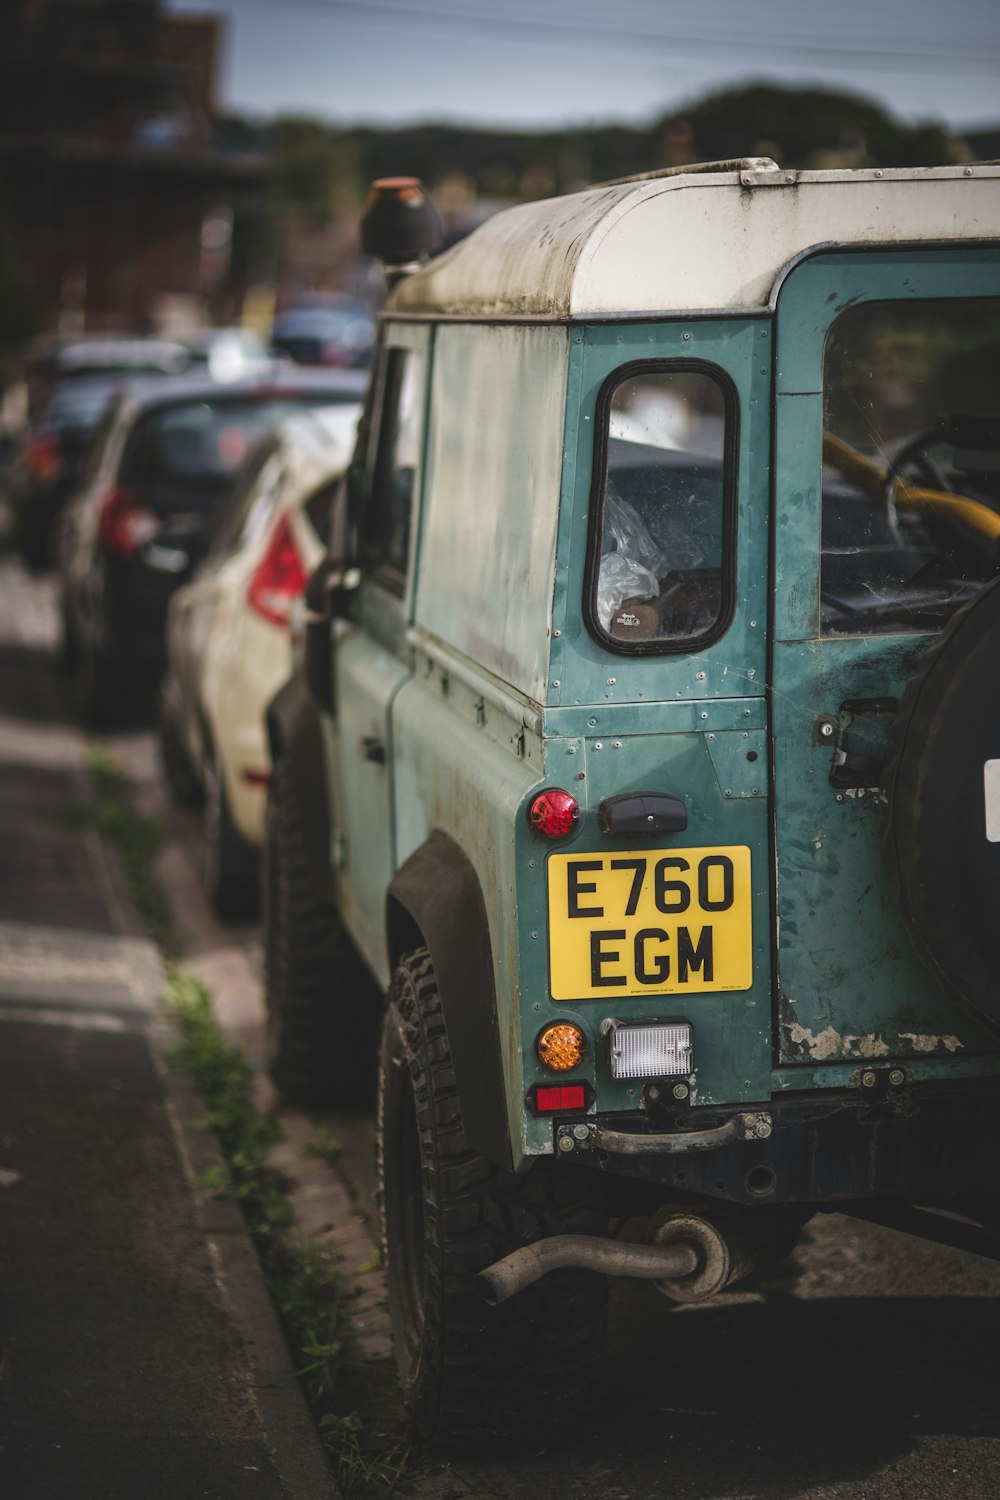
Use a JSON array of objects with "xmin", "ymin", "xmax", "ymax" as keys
[
  {"xmin": 329, "ymin": 325, "xmax": 430, "ymax": 984},
  {"xmin": 770, "ymin": 247, "xmax": 1000, "ymax": 1080}
]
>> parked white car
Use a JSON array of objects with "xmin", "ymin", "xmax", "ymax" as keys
[{"xmin": 160, "ymin": 402, "xmax": 361, "ymax": 915}]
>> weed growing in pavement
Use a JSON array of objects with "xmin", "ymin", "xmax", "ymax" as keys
[
  {"xmin": 168, "ymin": 972, "xmax": 408, "ymax": 1495},
  {"xmin": 302, "ymin": 1126, "xmax": 343, "ymax": 1166},
  {"xmin": 83, "ymin": 745, "xmax": 178, "ymax": 957},
  {"xmin": 86, "ymin": 745, "xmax": 409, "ymax": 1495}
]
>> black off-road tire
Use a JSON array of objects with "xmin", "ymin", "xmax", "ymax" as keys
[
  {"xmin": 55, "ymin": 597, "xmax": 79, "ymax": 678},
  {"xmin": 377, "ymin": 946, "xmax": 608, "ymax": 1447},
  {"xmin": 156, "ymin": 677, "xmax": 202, "ymax": 809},
  {"xmin": 76, "ymin": 640, "xmax": 120, "ymax": 729},
  {"xmin": 203, "ymin": 753, "xmax": 258, "ymax": 921},
  {"xmin": 264, "ymin": 756, "xmax": 379, "ymax": 1108}
]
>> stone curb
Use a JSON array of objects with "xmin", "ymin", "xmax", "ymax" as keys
[{"xmin": 81, "ymin": 761, "xmax": 340, "ymax": 1500}]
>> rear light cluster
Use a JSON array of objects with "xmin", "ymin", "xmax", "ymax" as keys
[
  {"xmin": 528, "ymin": 788, "xmax": 579, "ymax": 838},
  {"xmin": 98, "ymin": 486, "xmax": 161, "ymax": 557},
  {"xmin": 533, "ymin": 1083, "xmax": 587, "ymax": 1114},
  {"xmin": 608, "ymin": 1020, "xmax": 693, "ymax": 1080},
  {"xmin": 536, "ymin": 1022, "xmax": 587, "ymax": 1072},
  {"xmin": 247, "ymin": 515, "xmax": 307, "ymax": 627},
  {"xmin": 25, "ymin": 433, "xmax": 62, "ymax": 481}
]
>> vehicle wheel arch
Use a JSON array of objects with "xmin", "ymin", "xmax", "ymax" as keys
[{"xmin": 386, "ymin": 830, "xmax": 512, "ymax": 1172}]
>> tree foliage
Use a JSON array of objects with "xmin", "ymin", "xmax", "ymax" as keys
[
  {"xmin": 262, "ymin": 81, "xmax": 967, "ymax": 226},
  {"xmin": 679, "ymin": 82, "xmax": 962, "ymax": 169}
]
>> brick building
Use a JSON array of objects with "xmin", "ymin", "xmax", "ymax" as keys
[{"xmin": 0, "ymin": 0, "xmax": 267, "ymax": 334}]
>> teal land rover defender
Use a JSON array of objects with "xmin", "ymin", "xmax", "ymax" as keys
[{"xmin": 264, "ymin": 162, "xmax": 1000, "ymax": 1442}]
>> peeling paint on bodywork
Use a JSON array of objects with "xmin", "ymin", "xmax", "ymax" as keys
[
  {"xmin": 899, "ymin": 1032, "xmax": 964, "ymax": 1055},
  {"xmin": 784, "ymin": 1019, "xmax": 965, "ymax": 1060},
  {"xmin": 843, "ymin": 1033, "xmax": 891, "ymax": 1058},
  {"xmin": 783, "ymin": 1022, "xmax": 843, "ymax": 1060}
]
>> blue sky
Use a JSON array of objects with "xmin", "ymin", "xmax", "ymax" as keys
[{"xmin": 170, "ymin": 0, "xmax": 1000, "ymax": 130}]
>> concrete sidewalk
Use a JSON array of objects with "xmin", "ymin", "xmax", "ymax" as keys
[{"xmin": 0, "ymin": 557, "xmax": 334, "ymax": 1500}]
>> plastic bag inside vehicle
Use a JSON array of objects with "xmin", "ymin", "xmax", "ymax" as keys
[{"xmin": 592, "ymin": 368, "xmax": 728, "ymax": 649}]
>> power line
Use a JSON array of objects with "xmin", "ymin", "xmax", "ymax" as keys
[{"xmin": 216, "ymin": 0, "xmax": 1000, "ymax": 76}]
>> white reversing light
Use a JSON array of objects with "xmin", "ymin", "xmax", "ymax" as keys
[{"xmin": 608, "ymin": 1021, "xmax": 693, "ymax": 1080}]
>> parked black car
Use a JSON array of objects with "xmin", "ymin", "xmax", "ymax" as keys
[
  {"xmin": 57, "ymin": 367, "xmax": 368, "ymax": 724},
  {"xmin": 11, "ymin": 338, "xmax": 190, "ymax": 568},
  {"xmin": 270, "ymin": 297, "xmax": 377, "ymax": 369}
]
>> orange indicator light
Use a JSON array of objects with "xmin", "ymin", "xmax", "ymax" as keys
[{"xmin": 536, "ymin": 1022, "xmax": 587, "ymax": 1072}]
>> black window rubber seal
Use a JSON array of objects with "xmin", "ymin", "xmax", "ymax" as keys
[{"xmin": 583, "ymin": 356, "xmax": 740, "ymax": 658}]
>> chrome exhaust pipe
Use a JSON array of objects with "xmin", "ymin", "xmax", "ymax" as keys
[
  {"xmin": 477, "ymin": 1233, "xmax": 700, "ymax": 1307},
  {"xmin": 478, "ymin": 1212, "xmax": 785, "ymax": 1307}
]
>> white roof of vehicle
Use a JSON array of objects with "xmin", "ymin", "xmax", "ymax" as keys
[{"xmin": 390, "ymin": 162, "xmax": 1000, "ymax": 321}]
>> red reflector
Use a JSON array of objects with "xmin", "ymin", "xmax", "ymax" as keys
[
  {"xmin": 528, "ymin": 788, "xmax": 579, "ymax": 839},
  {"xmin": 247, "ymin": 515, "xmax": 307, "ymax": 627},
  {"xmin": 98, "ymin": 485, "xmax": 160, "ymax": 557},
  {"xmin": 26, "ymin": 432, "xmax": 61, "ymax": 481},
  {"xmin": 535, "ymin": 1084, "xmax": 587, "ymax": 1113}
]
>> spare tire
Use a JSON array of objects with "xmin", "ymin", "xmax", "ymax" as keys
[{"xmin": 882, "ymin": 576, "xmax": 1000, "ymax": 1037}]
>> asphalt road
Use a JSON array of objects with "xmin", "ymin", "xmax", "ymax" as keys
[
  {"xmin": 4, "ymin": 549, "xmax": 1000, "ymax": 1499},
  {"xmin": 0, "ymin": 556, "xmax": 329, "ymax": 1500}
]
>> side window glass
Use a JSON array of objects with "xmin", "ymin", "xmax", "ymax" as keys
[
  {"xmin": 361, "ymin": 347, "xmax": 425, "ymax": 591},
  {"xmin": 821, "ymin": 298, "xmax": 1000, "ymax": 635},
  {"xmin": 235, "ymin": 451, "xmax": 286, "ymax": 551},
  {"xmin": 204, "ymin": 444, "xmax": 278, "ymax": 558},
  {"xmin": 589, "ymin": 366, "xmax": 733, "ymax": 652},
  {"xmin": 304, "ymin": 479, "xmax": 338, "ymax": 541}
]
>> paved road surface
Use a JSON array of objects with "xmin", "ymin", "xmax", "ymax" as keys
[{"xmin": 0, "ymin": 557, "xmax": 331, "ymax": 1500}]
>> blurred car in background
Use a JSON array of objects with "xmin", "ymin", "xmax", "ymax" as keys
[
  {"xmin": 56, "ymin": 367, "xmax": 368, "ymax": 725},
  {"xmin": 11, "ymin": 337, "xmax": 191, "ymax": 567},
  {"xmin": 174, "ymin": 326, "xmax": 277, "ymax": 384},
  {"xmin": 270, "ymin": 296, "xmax": 377, "ymax": 369},
  {"xmin": 159, "ymin": 403, "xmax": 361, "ymax": 915}
]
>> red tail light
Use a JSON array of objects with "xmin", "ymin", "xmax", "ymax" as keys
[
  {"xmin": 247, "ymin": 515, "xmax": 307, "ymax": 627},
  {"xmin": 98, "ymin": 486, "xmax": 161, "ymax": 557},
  {"xmin": 26, "ymin": 433, "xmax": 61, "ymax": 481},
  {"xmin": 528, "ymin": 788, "xmax": 580, "ymax": 838}
]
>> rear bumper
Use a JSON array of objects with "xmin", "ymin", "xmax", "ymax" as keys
[{"xmin": 552, "ymin": 1079, "xmax": 1000, "ymax": 1207}]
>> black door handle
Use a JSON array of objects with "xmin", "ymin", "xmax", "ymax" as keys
[{"xmin": 359, "ymin": 735, "xmax": 386, "ymax": 765}]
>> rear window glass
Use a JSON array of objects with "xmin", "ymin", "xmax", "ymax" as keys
[
  {"xmin": 822, "ymin": 299, "xmax": 1000, "ymax": 636},
  {"xmin": 46, "ymin": 376, "xmax": 121, "ymax": 430},
  {"xmin": 588, "ymin": 365, "xmax": 734, "ymax": 653},
  {"xmin": 122, "ymin": 395, "xmax": 337, "ymax": 485}
]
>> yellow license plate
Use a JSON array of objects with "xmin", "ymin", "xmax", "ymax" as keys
[{"xmin": 547, "ymin": 846, "xmax": 752, "ymax": 1000}]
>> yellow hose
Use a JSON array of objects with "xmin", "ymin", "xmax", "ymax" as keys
[{"xmin": 821, "ymin": 432, "xmax": 1000, "ymax": 543}]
